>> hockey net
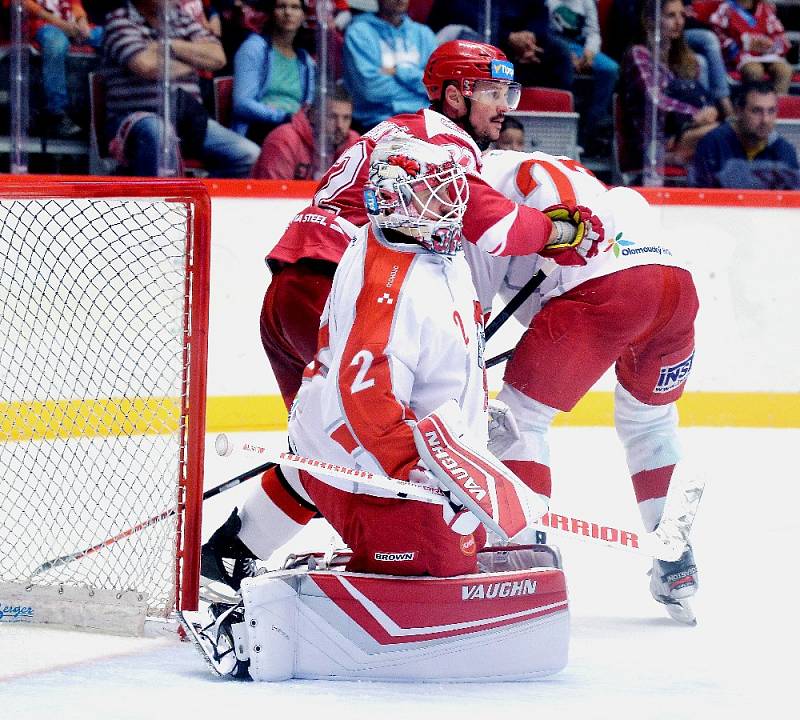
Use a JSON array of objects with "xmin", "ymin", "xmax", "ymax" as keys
[{"xmin": 0, "ymin": 179, "xmax": 210, "ymax": 634}]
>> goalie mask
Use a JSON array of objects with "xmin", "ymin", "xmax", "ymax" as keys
[{"xmin": 363, "ymin": 135, "xmax": 470, "ymax": 256}]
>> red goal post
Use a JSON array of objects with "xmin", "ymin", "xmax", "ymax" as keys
[{"xmin": 0, "ymin": 178, "xmax": 210, "ymax": 634}]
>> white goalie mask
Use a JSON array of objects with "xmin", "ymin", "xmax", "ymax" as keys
[{"xmin": 363, "ymin": 135, "xmax": 470, "ymax": 256}]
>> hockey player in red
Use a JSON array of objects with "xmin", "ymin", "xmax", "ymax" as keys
[
  {"xmin": 260, "ymin": 39, "xmax": 603, "ymax": 411},
  {"xmin": 466, "ymin": 150, "xmax": 701, "ymax": 624}
]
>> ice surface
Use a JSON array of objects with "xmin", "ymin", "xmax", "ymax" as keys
[{"xmin": 2, "ymin": 427, "xmax": 797, "ymax": 720}]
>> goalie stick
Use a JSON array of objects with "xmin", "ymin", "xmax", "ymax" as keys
[
  {"xmin": 31, "ymin": 459, "xmax": 277, "ymax": 576},
  {"xmin": 218, "ymin": 435, "xmax": 705, "ymax": 561}
]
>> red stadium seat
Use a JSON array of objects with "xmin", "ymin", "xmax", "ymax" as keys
[
  {"xmin": 213, "ymin": 75, "xmax": 234, "ymax": 128},
  {"xmin": 516, "ymin": 87, "xmax": 574, "ymax": 112}
]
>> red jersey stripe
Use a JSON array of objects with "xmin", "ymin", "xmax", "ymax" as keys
[{"xmin": 338, "ymin": 231, "xmax": 420, "ymax": 480}]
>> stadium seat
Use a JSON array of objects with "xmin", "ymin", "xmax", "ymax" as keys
[
  {"xmin": 507, "ymin": 87, "xmax": 580, "ymax": 158},
  {"xmin": 213, "ymin": 76, "xmax": 234, "ymax": 128},
  {"xmin": 516, "ymin": 86, "xmax": 574, "ymax": 112}
]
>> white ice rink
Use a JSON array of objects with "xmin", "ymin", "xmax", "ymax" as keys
[{"xmin": 3, "ymin": 426, "xmax": 798, "ymax": 720}]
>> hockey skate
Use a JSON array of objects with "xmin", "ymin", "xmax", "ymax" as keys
[
  {"xmin": 179, "ymin": 601, "xmax": 250, "ymax": 679},
  {"xmin": 199, "ymin": 508, "xmax": 260, "ymax": 603},
  {"xmin": 649, "ymin": 544, "xmax": 699, "ymax": 625}
]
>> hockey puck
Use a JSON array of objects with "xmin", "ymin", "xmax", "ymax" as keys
[{"xmin": 214, "ymin": 433, "xmax": 233, "ymax": 457}]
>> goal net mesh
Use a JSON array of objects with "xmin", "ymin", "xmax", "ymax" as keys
[{"xmin": 0, "ymin": 196, "xmax": 196, "ymax": 618}]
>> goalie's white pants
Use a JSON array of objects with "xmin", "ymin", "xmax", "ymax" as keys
[
  {"xmin": 235, "ymin": 564, "xmax": 569, "ymax": 682},
  {"xmin": 496, "ymin": 383, "xmax": 681, "ymax": 533}
]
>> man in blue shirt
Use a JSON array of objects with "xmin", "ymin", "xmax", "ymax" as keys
[
  {"xmin": 343, "ymin": 0, "xmax": 436, "ymax": 131},
  {"xmin": 690, "ymin": 80, "xmax": 800, "ymax": 189}
]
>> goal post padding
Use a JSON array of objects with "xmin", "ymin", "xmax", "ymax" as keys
[{"xmin": 0, "ymin": 179, "xmax": 210, "ymax": 634}]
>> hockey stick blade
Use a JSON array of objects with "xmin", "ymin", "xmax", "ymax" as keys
[{"xmin": 31, "ymin": 460, "xmax": 276, "ymax": 576}]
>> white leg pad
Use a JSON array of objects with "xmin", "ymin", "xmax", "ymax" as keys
[
  {"xmin": 614, "ymin": 384, "xmax": 682, "ymax": 475},
  {"xmin": 239, "ymin": 563, "xmax": 570, "ymax": 682}
]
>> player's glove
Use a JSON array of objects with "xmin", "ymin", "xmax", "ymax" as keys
[
  {"xmin": 541, "ymin": 204, "xmax": 604, "ymax": 266},
  {"xmin": 487, "ymin": 398, "xmax": 520, "ymax": 458}
]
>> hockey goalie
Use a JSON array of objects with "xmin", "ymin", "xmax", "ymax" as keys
[{"xmin": 181, "ymin": 135, "xmax": 577, "ymax": 682}]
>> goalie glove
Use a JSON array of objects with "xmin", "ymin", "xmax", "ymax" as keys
[
  {"xmin": 487, "ymin": 398, "xmax": 520, "ymax": 458},
  {"xmin": 413, "ymin": 401, "xmax": 548, "ymax": 542},
  {"xmin": 541, "ymin": 204, "xmax": 604, "ymax": 267}
]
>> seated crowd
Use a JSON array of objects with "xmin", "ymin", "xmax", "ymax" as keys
[{"xmin": 2, "ymin": 0, "xmax": 799, "ymax": 188}]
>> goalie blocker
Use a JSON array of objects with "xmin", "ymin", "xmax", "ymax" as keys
[
  {"xmin": 182, "ymin": 549, "xmax": 569, "ymax": 682},
  {"xmin": 413, "ymin": 400, "xmax": 548, "ymax": 542}
]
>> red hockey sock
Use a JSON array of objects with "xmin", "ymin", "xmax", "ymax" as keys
[{"xmin": 502, "ymin": 459, "xmax": 552, "ymax": 500}]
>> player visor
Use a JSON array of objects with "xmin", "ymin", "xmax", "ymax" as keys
[{"xmin": 463, "ymin": 79, "xmax": 522, "ymax": 110}]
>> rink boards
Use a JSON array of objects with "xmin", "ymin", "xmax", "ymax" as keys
[{"xmin": 202, "ymin": 183, "xmax": 800, "ymax": 430}]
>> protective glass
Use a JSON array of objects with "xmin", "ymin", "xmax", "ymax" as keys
[{"xmin": 464, "ymin": 79, "xmax": 522, "ymax": 110}]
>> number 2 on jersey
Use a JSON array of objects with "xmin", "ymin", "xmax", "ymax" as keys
[{"xmin": 349, "ymin": 349, "xmax": 375, "ymax": 394}]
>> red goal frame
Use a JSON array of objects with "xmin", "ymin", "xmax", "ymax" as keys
[{"xmin": 1, "ymin": 176, "xmax": 211, "ymax": 613}]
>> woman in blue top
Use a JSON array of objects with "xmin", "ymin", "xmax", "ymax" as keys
[{"xmin": 232, "ymin": 0, "xmax": 316, "ymax": 144}]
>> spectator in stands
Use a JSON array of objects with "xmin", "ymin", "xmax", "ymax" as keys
[
  {"xmin": 180, "ymin": 0, "xmax": 222, "ymax": 108},
  {"xmin": 232, "ymin": 0, "xmax": 316, "ymax": 144},
  {"xmin": 180, "ymin": 0, "xmax": 222, "ymax": 37},
  {"xmin": 683, "ymin": 1, "xmax": 734, "ymax": 119},
  {"xmin": 622, "ymin": 0, "xmax": 720, "ymax": 170},
  {"xmin": 251, "ymin": 83, "xmax": 359, "ymax": 179},
  {"xmin": 547, "ymin": 0, "xmax": 619, "ymax": 155},
  {"xmin": 24, "ymin": 0, "xmax": 103, "ymax": 137},
  {"xmin": 426, "ymin": 0, "xmax": 574, "ymax": 92},
  {"xmin": 690, "ymin": 79, "xmax": 799, "ymax": 188},
  {"xmin": 708, "ymin": 0, "xmax": 792, "ymax": 95},
  {"xmin": 494, "ymin": 116, "xmax": 526, "ymax": 151},
  {"xmin": 343, "ymin": 0, "xmax": 436, "ymax": 131},
  {"xmin": 103, "ymin": 0, "xmax": 260, "ymax": 177},
  {"xmin": 217, "ymin": 0, "xmax": 268, "ymax": 71},
  {"xmin": 607, "ymin": 2, "xmax": 733, "ymax": 119}
]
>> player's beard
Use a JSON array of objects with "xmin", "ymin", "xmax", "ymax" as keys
[{"xmin": 470, "ymin": 112, "xmax": 505, "ymax": 151}]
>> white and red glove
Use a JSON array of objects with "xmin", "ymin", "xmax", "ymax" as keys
[{"xmin": 541, "ymin": 204, "xmax": 604, "ymax": 266}]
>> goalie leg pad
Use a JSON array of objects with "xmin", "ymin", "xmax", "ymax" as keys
[
  {"xmin": 413, "ymin": 401, "xmax": 548, "ymax": 542},
  {"xmin": 239, "ymin": 564, "xmax": 569, "ymax": 682}
]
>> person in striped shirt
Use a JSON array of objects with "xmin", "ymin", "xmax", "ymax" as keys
[{"xmin": 102, "ymin": 0, "xmax": 259, "ymax": 176}]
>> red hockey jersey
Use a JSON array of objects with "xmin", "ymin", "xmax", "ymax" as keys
[{"xmin": 312, "ymin": 108, "xmax": 554, "ymax": 257}]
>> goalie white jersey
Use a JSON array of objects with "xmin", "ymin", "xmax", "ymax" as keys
[
  {"xmin": 464, "ymin": 151, "xmax": 689, "ymax": 321},
  {"xmin": 289, "ymin": 224, "xmax": 488, "ymax": 485}
]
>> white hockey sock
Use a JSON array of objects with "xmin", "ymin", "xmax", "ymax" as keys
[{"xmin": 238, "ymin": 465, "xmax": 316, "ymax": 562}]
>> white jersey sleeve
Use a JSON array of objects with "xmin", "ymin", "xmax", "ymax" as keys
[{"xmin": 467, "ymin": 150, "xmax": 689, "ymax": 322}]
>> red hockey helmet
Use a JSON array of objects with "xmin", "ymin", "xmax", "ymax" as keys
[{"xmin": 423, "ymin": 40, "xmax": 521, "ymax": 109}]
